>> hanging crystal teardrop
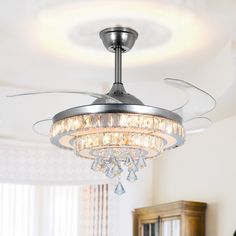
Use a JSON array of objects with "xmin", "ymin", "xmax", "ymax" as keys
[
  {"xmin": 108, "ymin": 164, "xmax": 122, "ymax": 178},
  {"xmin": 126, "ymin": 156, "xmax": 138, "ymax": 172},
  {"xmin": 130, "ymin": 162, "xmax": 138, "ymax": 172},
  {"xmin": 91, "ymin": 158, "xmax": 99, "ymax": 171},
  {"xmin": 127, "ymin": 170, "xmax": 138, "ymax": 182},
  {"xmin": 113, "ymin": 164, "xmax": 123, "ymax": 176},
  {"xmin": 91, "ymin": 157, "xmax": 106, "ymax": 172},
  {"xmin": 106, "ymin": 166, "xmax": 115, "ymax": 179},
  {"xmin": 125, "ymin": 156, "xmax": 132, "ymax": 167},
  {"xmin": 137, "ymin": 157, "xmax": 147, "ymax": 169},
  {"xmin": 114, "ymin": 182, "xmax": 125, "ymax": 195}
]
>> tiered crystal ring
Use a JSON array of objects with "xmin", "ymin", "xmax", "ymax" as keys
[
  {"xmin": 50, "ymin": 104, "xmax": 185, "ymax": 194},
  {"xmin": 51, "ymin": 104, "xmax": 184, "ymax": 151}
]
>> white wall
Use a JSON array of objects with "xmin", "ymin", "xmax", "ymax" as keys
[
  {"xmin": 117, "ymin": 165, "xmax": 153, "ymax": 236},
  {"xmin": 152, "ymin": 115, "xmax": 236, "ymax": 236}
]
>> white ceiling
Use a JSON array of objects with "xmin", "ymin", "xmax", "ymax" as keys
[
  {"xmin": 0, "ymin": 0, "xmax": 235, "ymax": 183},
  {"xmin": 0, "ymin": 0, "xmax": 235, "ymax": 144}
]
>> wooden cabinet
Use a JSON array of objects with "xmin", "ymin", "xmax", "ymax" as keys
[{"xmin": 133, "ymin": 201, "xmax": 207, "ymax": 236}]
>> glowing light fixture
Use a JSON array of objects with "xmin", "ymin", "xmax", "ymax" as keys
[
  {"xmin": 9, "ymin": 27, "xmax": 216, "ymax": 195},
  {"xmin": 48, "ymin": 28, "xmax": 186, "ymax": 194},
  {"xmin": 48, "ymin": 27, "xmax": 179, "ymax": 194}
]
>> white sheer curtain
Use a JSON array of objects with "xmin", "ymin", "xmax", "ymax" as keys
[
  {"xmin": 0, "ymin": 183, "xmax": 112, "ymax": 236},
  {"xmin": 80, "ymin": 185, "xmax": 110, "ymax": 236},
  {"xmin": 0, "ymin": 184, "xmax": 36, "ymax": 236}
]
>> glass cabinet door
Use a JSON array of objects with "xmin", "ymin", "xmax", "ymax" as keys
[
  {"xmin": 161, "ymin": 218, "xmax": 181, "ymax": 236},
  {"xmin": 141, "ymin": 217, "xmax": 180, "ymax": 236},
  {"xmin": 142, "ymin": 222, "xmax": 158, "ymax": 236}
]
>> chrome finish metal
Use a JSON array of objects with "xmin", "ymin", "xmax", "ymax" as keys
[
  {"xmin": 92, "ymin": 83, "xmax": 144, "ymax": 105},
  {"xmin": 100, "ymin": 27, "xmax": 138, "ymax": 53},
  {"xmin": 107, "ymin": 83, "xmax": 144, "ymax": 104},
  {"xmin": 98, "ymin": 27, "xmax": 142, "ymax": 104},
  {"xmin": 53, "ymin": 104, "xmax": 182, "ymax": 124},
  {"xmin": 115, "ymin": 47, "xmax": 122, "ymax": 84},
  {"xmin": 94, "ymin": 27, "xmax": 143, "ymax": 105}
]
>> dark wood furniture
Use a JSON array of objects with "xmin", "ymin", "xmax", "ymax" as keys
[{"xmin": 133, "ymin": 201, "xmax": 207, "ymax": 236}]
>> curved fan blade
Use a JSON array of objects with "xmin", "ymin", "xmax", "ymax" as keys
[
  {"xmin": 184, "ymin": 117, "xmax": 212, "ymax": 134},
  {"xmin": 7, "ymin": 90, "xmax": 122, "ymax": 103},
  {"xmin": 32, "ymin": 119, "xmax": 77, "ymax": 138},
  {"xmin": 164, "ymin": 78, "xmax": 216, "ymax": 121},
  {"xmin": 32, "ymin": 119, "xmax": 52, "ymax": 137}
]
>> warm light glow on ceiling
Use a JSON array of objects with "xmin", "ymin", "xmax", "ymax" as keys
[{"xmin": 29, "ymin": 1, "xmax": 213, "ymax": 66}]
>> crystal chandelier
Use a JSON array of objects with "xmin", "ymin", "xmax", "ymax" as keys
[
  {"xmin": 9, "ymin": 27, "xmax": 215, "ymax": 195},
  {"xmin": 50, "ymin": 27, "xmax": 185, "ymax": 195}
]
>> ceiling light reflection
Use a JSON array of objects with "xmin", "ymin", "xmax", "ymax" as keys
[{"xmin": 29, "ymin": 1, "xmax": 214, "ymax": 66}]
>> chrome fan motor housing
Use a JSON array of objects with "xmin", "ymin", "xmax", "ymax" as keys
[{"xmin": 92, "ymin": 83, "xmax": 144, "ymax": 105}]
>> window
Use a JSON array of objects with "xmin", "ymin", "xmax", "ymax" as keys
[{"xmin": 0, "ymin": 183, "xmax": 112, "ymax": 236}]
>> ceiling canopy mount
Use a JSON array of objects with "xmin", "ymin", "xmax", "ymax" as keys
[
  {"xmin": 99, "ymin": 27, "xmax": 138, "ymax": 53},
  {"xmin": 94, "ymin": 27, "xmax": 143, "ymax": 105}
]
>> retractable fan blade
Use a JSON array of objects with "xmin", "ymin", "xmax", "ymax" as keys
[
  {"xmin": 164, "ymin": 78, "xmax": 216, "ymax": 121},
  {"xmin": 184, "ymin": 117, "xmax": 212, "ymax": 134},
  {"xmin": 32, "ymin": 119, "xmax": 52, "ymax": 136},
  {"xmin": 7, "ymin": 90, "xmax": 122, "ymax": 103}
]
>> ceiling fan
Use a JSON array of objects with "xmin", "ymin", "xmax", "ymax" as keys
[{"xmin": 8, "ymin": 27, "xmax": 216, "ymax": 195}]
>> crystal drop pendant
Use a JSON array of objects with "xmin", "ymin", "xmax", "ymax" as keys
[
  {"xmin": 127, "ymin": 170, "xmax": 138, "ymax": 182},
  {"xmin": 125, "ymin": 156, "xmax": 132, "ymax": 166},
  {"xmin": 137, "ymin": 157, "xmax": 147, "ymax": 169},
  {"xmin": 114, "ymin": 182, "xmax": 125, "ymax": 195},
  {"xmin": 109, "ymin": 156, "xmax": 118, "ymax": 166},
  {"xmin": 131, "ymin": 164, "xmax": 138, "ymax": 172},
  {"xmin": 126, "ymin": 156, "xmax": 137, "ymax": 172},
  {"xmin": 111, "ymin": 164, "xmax": 123, "ymax": 177},
  {"xmin": 100, "ymin": 163, "xmax": 107, "ymax": 173},
  {"xmin": 91, "ymin": 158, "xmax": 99, "ymax": 172},
  {"xmin": 106, "ymin": 167, "xmax": 115, "ymax": 179},
  {"xmin": 114, "ymin": 165, "xmax": 122, "ymax": 175},
  {"xmin": 91, "ymin": 158, "xmax": 105, "ymax": 172}
]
